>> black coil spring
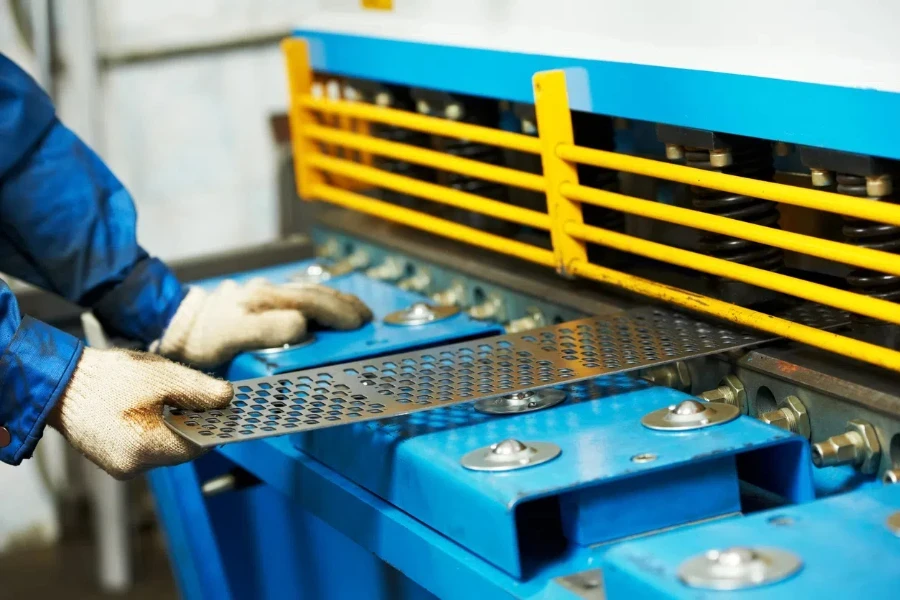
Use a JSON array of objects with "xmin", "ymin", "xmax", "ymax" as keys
[
  {"xmin": 684, "ymin": 142, "xmax": 783, "ymax": 270},
  {"xmin": 837, "ymin": 174, "xmax": 900, "ymax": 303}
]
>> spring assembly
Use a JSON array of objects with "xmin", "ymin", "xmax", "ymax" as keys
[
  {"xmin": 684, "ymin": 141, "xmax": 783, "ymax": 270},
  {"xmin": 837, "ymin": 174, "xmax": 900, "ymax": 305}
]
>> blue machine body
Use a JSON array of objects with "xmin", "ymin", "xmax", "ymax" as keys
[{"xmin": 146, "ymin": 33, "xmax": 900, "ymax": 600}]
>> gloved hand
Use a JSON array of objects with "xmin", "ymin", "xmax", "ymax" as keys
[
  {"xmin": 49, "ymin": 348, "xmax": 233, "ymax": 479},
  {"xmin": 153, "ymin": 279, "xmax": 373, "ymax": 368}
]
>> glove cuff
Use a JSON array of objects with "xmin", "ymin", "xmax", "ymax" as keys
[{"xmin": 154, "ymin": 286, "xmax": 208, "ymax": 360}]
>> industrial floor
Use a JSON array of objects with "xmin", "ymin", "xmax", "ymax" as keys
[{"xmin": 0, "ymin": 524, "xmax": 177, "ymax": 599}]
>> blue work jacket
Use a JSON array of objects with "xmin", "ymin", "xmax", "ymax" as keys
[{"xmin": 0, "ymin": 55, "xmax": 185, "ymax": 465}]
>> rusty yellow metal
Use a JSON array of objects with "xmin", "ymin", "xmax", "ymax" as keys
[{"xmin": 533, "ymin": 70, "xmax": 586, "ymax": 276}]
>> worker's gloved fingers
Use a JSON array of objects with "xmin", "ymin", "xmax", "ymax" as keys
[
  {"xmin": 140, "ymin": 424, "xmax": 207, "ymax": 473},
  {"xmin": 230, "ymin": 309, "xmax": 309, "ymax": 350},
  {"xmin": 141, "ymin": 353, "xmax": 234, "ymax": 411},
  {"xmin": 244, "ymin": 284, "xmax": 373, "ymax": 330}
]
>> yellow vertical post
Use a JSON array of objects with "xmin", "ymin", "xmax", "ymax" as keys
[
  {"xmin": 281, "ymin": 38, "xmax": 322, "ymax": 200},
  {"xmin": 533, "ymin": 70, "xmax": 587, "ymax": 276}
]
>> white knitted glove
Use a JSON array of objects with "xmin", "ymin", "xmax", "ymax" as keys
[
  {"xmin": 49, "ymin": 348, "xmax": 233, "ymax": 479},
  {"xmin": 154, "ymin": 279, "xmax": 373, "ymax": 368}
]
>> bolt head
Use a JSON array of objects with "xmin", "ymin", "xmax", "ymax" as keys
[
  {"xmin": 374, "ymin": 91, "xmax": 393, "ymax": 107},
  {"xmin": 847, "ymin": 419, "xmax": 882, "ymax": 474},
  {"xmin": 444, "ymin": 103, "xmax": 463, "ymax": 120},
  {"xmin": 665, "ymin": 144, "xmax": 685, "ymax": 161},
  {"xmin": 673, "ymin": 399, "xmax": 705, "ymax": 415},
  {"xmin": 761, "ymin": 409, "xmax": 792, "ymax": 432},
  {"xmin": 810, "ymin": 168, "xmax": 833, "ymax": 187},
  {"xmin": 492, "ymin": 439, "xmax": 528, "ymax": 456},
  {"xmin": 883, "ymin": 469, "xmax": 900, "ymax": 485},
  {"xmin": 521, "ymin": 119, "xmax": 537, "ymax": 135},
  {"xmin": 782, "ymin": 396, "xmax": 810, "ymax": 439},
  {"xmin": 709, "ymin": 149, "xmax": 733, "ymax": 168},
  {"xmin": 866, "ymin": 174, "xmax": 892, "ymax": 198},
  {"xmin": 416, "ymin": 100, "xmax": 431, "ymax": 114}
]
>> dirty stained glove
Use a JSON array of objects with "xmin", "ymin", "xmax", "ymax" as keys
[
  {"xmin": 49, "ymin": 348, "xmax": 233, "ymax": 479},
  {"xmin": 153, "ymin": 278, "xmax": 373, "ymax": 368}
]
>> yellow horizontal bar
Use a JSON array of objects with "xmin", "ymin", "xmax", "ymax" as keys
[
  {"xmin": 557, "ymin": 144, "xmax": 900, "ymax": 227},
  {"xmin": 306, "ymin": 124, "xmax": 547, "ymax": 193},
  {"xmin": 569, "ymin": 259, "xmax": 900, "ymax": 373},
  {"xmin": 565, "ymin": 221, "xmax": 900, "ymax": 326},
  {"xmin": 561, "ymin": 183, "xmax": 900, "ymax": 278},
  {"xmin": 307, "ymin": 153, "xmax": 551, "ymax": 230},
  {"xmin": 299, "ymin": 96, "xmax": 542, "ymax": 155},
  {"xmin": 310, "ymin": 184, "xmax": 556, "ymax": 268}
]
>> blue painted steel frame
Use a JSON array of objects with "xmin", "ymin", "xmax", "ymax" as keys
[
  {"xmin": 295, "ymin": 31, "xmax": 900, "ymax": 160},
  {"xmin": 601, "ymin": 484, "xmax": 900, "ymax": 598}
]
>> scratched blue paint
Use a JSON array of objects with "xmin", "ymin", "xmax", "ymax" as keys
[
  {"xmin": 601, "ymin": 484, "xmax": 900, "ymax": 599},
  {"xmin": 296, "ymin": 31, "xmax": 900, "ymax": 161},
  {"xmin": 188, "ymin": 260, "xmax": 502, "ymax": 379}
]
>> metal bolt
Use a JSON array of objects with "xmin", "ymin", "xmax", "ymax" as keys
[
  {"xmin": 759, "ymin": 396, "xmax": 810, "ymax": 439},
  {"xmin": 774, "ymin": 142, "xmax": 792, "ymax": 157},
  {"xmin": 325, "ymin": 80, "xmax": 341, "ymax": 100},
  {"xmin": 330, "ymin": 249, "xmax": 370, "ymax": 275},
  {"xmin": 699, "ymin": 375, "xmax": 746, "ymax": 413},
  {"xmin": 521, "ymin": 119, "xmax": 537, "ymax": 135},
  {"xmin": 641, "ymin": 361, "xmax": 691, "ymax": 392},
  {"xmin": 505, "ymin": 308, "xmax": 547, "ymax": 333},
  {"xmin": 493, "ymin": 439, "xmax": 527, "ymax": 456},
  {"xmin": 374, "ymin": 91, "xmax": 393, "ymax": 107},
  {"xmin": 415, "ymin": 99, "xmax": 431, "ymax": 115},
  {"xmin": 342, "ymin": 85, "xmax": 360, "ymax": 102},
  {"xmin": 810, "ymin": 168, "xmax": 833, "ymax": 187},
  {"xmin": 444, "ymin": 103, "xmax": 463, "ymax": 120},
  {"xmin": 866, "ymin": 174, "xmax": 892, "ymax": 198},
  {"xmin": 709, "ymin": 148, "xmax": 733, "ymax": 168},
  {"xmin": 467, "ymin": 294, "xmax": 504, "ymax": 321},
  {"xmin": 674, "ymin": 399, "xmax": 704, "ymax": 415},
  {"xmin": 365, "ymin": 257, "xmax": 405, "ymax": 281},
  {"xmin": 883, "ymin": 469, "xmax": 900, "ymax": 484},
  {"xmin": 397, "ymin": 269, "xmax": 432, "ymax": 292},
  {"xmin": 811, "ymin": 419, "xmax": 882, "ymax": 474},
  {"xmin": 431, "ymin": 281, "xmax": 466, "ymax": 307},
  {"xmin": 631, "ymin": 453, "xmax": 657, "ymax": 463},
  {"xmin": 665, "ymin": 144, "xmax": 685, "ymax": 161},
  {"xmin": 316, "ymin": 238, "xmax": 341, "ymax": 259}
]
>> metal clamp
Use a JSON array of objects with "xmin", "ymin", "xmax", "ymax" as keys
[
  {"xmin": 678, "ymin": 546, "xmax": 803, "ymax": 590},
  {"xmin": 473, "ymin": 389, "xmax": 566, "ymax": 415},
  {"xmin": 460, "ymin": 439, "xmax": 561, "ymax": 472},
  {"xmin": 383, "ymin": 302, "xmax": 459, "ymax": 326},
  {"xmin": 641, "ymin": 399, "xmax": 740, "ymax": 431}
]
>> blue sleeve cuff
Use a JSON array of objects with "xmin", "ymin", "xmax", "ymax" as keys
[
  {"xmin": 0, "ymin": 316, "xmax": 83, "ymax": 465},
  {"xmin": 91, "ymin": 256, "xmax": 187, "ymax": 344}
]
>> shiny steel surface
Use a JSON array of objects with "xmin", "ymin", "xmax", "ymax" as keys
[
  {"xmin": 472, "ymin": 389, "xmax": 567, "ymax": 415},
  {"xmin": 459, "ymin": 439, "xmax": 562, "ymax": 472},
  {"xmin": 383, "ymin": 302, "xmax": 460, "ymax": 326},
  {"xmin": 678, "ymin": 546, "xmax": 804, "ymax": 590},
  {"xmin": 165, "ymin": 305, "xmax": 845, "ymax": 447}
]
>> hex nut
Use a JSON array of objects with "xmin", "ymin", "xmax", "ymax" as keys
[
  {"xmin": 781, "ymin": 396, "xmax": 810, "ymax": 440},
  {"xmin": 760, "ymin": 409, "xmax": 794, "ymax": 433},
  {"xmin": 721, "ymin": 375, "xmax": 746, "ymax": 414},
  {"xmin": 846, "ymin": 419, "xmax": 882, "ymax": 475}
]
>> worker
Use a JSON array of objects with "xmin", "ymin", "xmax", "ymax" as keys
[{"xmin": 0, "ymin": 55, "xmax": 372, "ymax": 479}]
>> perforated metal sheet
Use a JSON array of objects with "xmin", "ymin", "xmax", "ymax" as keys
[{"xmin": 164, "ymin": 305, "xmax": 848, "ymax": 447}]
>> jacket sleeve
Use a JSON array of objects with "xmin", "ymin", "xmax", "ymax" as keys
[
  {"xmin": 0, "ymin": 279, "xmax": 83, "ymax": 464},
  {"xmin": 0, "ymin": 55, "xmax": 184, "ymax": 465},
  {"xmin": 0, "ymin": 54, "xmax": 185, "ymax": 344}
]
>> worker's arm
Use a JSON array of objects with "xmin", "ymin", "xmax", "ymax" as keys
[{"xmin": 0, "ymin": 54, "xmax": 184, "ymax": 344}]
